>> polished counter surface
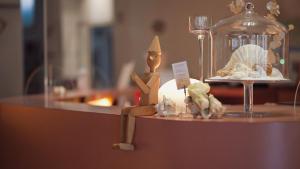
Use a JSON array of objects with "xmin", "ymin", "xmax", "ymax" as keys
[
  {"xmin": 1, "ymin": 95, "xmax": 300, "ymax": 122},
  {"xmin": 1, "ymin": 95, "xmax": 300, "ymax": 169}
]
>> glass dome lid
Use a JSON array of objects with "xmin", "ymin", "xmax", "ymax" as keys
[
  {"xmin": 207, "ymin": 1, "xmax": 292, "ymax": 83},
  {"xmin": 205, "ymin": 0, "xmax": 294, "ymax": 114},
  {"xmin": 211, "ymin": 2, "xmax": 288, "ymax": 35}
]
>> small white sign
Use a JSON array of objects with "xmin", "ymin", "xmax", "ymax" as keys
[{"xmin": 172, "ymin": 61, "xmax": 191, "ymax": 89}]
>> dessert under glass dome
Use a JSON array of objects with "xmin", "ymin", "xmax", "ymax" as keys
[{"xmin": 205, "ymin": 1, "xmax": 291, "ymax": 115}]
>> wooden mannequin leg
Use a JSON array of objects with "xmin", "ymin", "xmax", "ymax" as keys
[
  {"xmin": 113, "ymin": 105, "xmax": 156, "ymax": 151},
  {"xmin": 126, "ymin": 114, "xmax": 135, "ymax": 144},
  {"xmin": 129, "ymin": 105, "xmax": 156, "ymax": 116},
  {"xmin": 125, "ymin": 105, "xmax": 156, "ymax": 144}
]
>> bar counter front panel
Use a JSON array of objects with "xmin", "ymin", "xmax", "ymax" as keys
[{"xmin": 1, "ymin": 96, "xmax": 300, "ymax": 169}]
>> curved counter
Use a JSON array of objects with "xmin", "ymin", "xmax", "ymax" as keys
[{"xmin": 1, "ymin": 95, "xmax": 300, "ymax": 169}]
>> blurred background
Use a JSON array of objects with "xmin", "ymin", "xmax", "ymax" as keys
[{"xmin": 0, "ymin": 0, "xmax": 300, "ymax": 105}]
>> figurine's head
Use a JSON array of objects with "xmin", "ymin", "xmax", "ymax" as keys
[{"xmin": 147, "ymin": 36, "xmax": 162, "ymax": 73}]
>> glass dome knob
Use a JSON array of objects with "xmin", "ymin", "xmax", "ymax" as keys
[{"xmin": 245, "ymin": 2, "xmax": 254, "ymax": 12}]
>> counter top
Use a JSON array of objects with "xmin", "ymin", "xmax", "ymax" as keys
[{"xmin": 1, "ymin": 95, "xmax": 300, "ymax": 123}]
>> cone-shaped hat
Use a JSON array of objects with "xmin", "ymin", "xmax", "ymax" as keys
[{"xmin": 148, "ymin": 36, "xmax": 161, "ymax": 53}]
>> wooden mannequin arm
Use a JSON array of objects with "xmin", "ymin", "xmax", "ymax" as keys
[
  {"xmin": 146, "ymin": 74, "xmax": 159, "ymax": 88},
  {"xmin": 131, "ymin": 73, "xmax": 150, "ymax": 94}
]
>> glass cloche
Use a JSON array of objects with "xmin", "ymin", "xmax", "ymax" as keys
[{"xmin": 205, "ymin": 1, "xmax": 291, "ymax": 115}]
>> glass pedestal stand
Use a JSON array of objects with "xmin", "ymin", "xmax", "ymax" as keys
[
  {"xmin": 243, "ymin": 81, "xmax": 254, "ymax": 114},
  {"xmin": 206, "ymin": 79, "xmax": 291, "ymax": 118},
  {"xmin": 197, "ymin": 34, "xmax": 205, "ymax": 81},
  {"xmin": 224, "ymin": 81, "xmax": 257, "ymax": 118}
]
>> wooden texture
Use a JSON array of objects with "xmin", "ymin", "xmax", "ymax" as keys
[
  {"xmin": 114, "ymin": 36, "xmax": 162, "ymax": 150},
  {"xmin": 1, "ymin": 96, "xmax": 300, "ymax": 169},
  {"xmin": 139, "ymin": 72, "xmax": 160, "ymax": 105},
  {"xmin": 131, "ymin": 72, "xmax": 150, "ymax": 94}
]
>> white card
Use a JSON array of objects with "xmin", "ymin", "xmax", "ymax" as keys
[{"xmin": 172, "ymin": 61, "xmax": 191, "ymax": 89}]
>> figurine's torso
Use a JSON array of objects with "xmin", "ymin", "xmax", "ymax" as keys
[{"xmin": 140, "ymin": 72, "xmax": 160, "ymax": 106}]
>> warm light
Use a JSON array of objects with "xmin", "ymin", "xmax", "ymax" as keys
[
  {"xmin": 87, "ymin": 97, "xmax": 113, "ymax": 107},
  {"xmin": 158, "ymin": 79, "xmax": 199, "ymax": 113}
]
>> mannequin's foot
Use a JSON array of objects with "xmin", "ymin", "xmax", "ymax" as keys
[{"xmin": 112, "ymin": 143, "xmax": 135, "ymax": 151}]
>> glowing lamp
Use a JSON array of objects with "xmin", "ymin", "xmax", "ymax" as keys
[{"xmin": 158, "ymin": 79, "xmax": 199, "ymax": 113}]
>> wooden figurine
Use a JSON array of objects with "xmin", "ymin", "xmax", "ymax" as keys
[{"xmin": 113, "ymin": 36, "xmax": 161, "ymax": 151}]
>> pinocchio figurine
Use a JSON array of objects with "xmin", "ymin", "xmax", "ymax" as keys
[{"xmin": 113, "ymin": 36, "xmax": 161, "ymax": 151}]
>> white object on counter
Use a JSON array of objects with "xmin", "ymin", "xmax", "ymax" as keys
[{"xmin": 158, "ymin": 78, "xmax": 199, "ymax": 114}]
